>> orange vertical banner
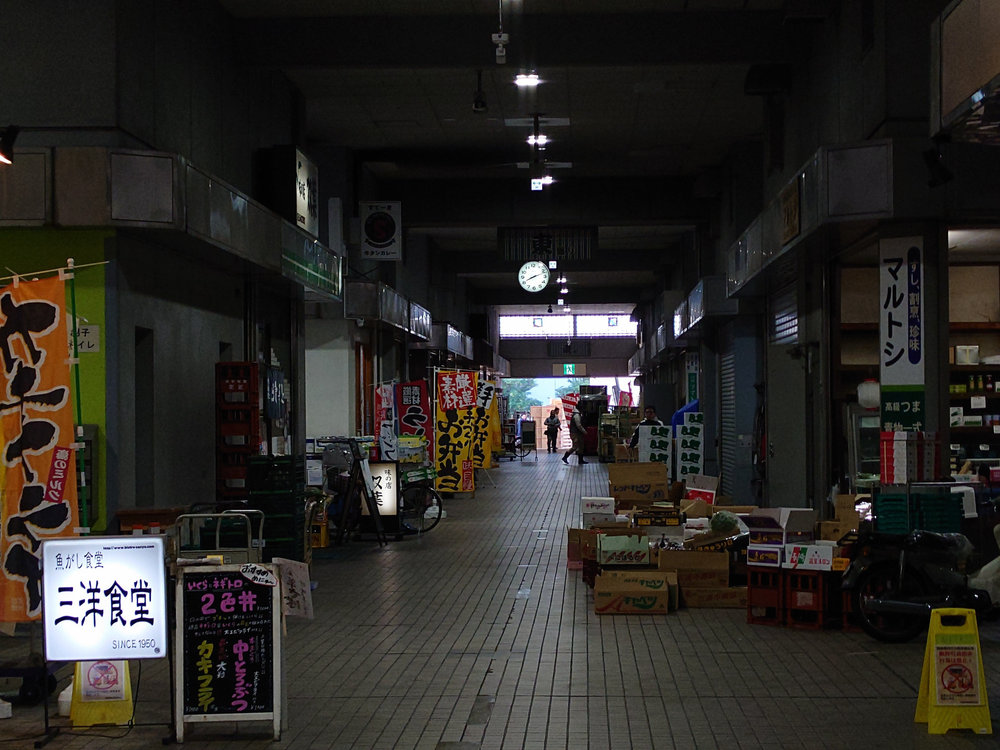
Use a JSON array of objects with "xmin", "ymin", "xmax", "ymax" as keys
[{"xmin": 0, "ymin": 276, "xmax": 79, "ymax": 621}]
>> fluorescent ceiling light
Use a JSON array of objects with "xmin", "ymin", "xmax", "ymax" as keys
[
  {"xmin": 515, "ymin": 73, "xmax": 540, "ymax": 87},
  {"xmin": 527, "ymin": 134, "xmax": 548, "ymax": 146}
]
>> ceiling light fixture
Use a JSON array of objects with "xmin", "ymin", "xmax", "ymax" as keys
[
  {"xmin": 547, "ymin": 304, "xmax": 553, "ymax": 313},
  {"xmin": 0, "ymin": 126, "xmax": 20, "ymax": 165},
  {"xmin": 491, "ymin": 0, "xmax": 508, "ymax": 64},
  {"xmin": 557, "ymin": 298, "xmax": 564, "ymax": 306},
  {"xmin": 527, "ymin": 134, "xmax": 548, "ymax": 146},
  {"xmin": 560, "ymin": 286, "xmax": 568, "ymax": 294},
  {"xmin": 515, "ymin": 73, "xmax": 540, "ymax": 87}
]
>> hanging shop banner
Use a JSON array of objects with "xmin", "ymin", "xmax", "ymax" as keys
[
  {"xmin": 374, "ymin": 382, "xmax": 397, "ymax": 461},
  {"xmin": 175, "ymin": 565, "xmax": 281, "ymax": 741},
  {"xmin": 561, "ymin": 392, "xmax": 579, "ymax": 421},
  {"xmin": 471, "ymin": 380, "xmax": 498, "ymax": 469},
  {"xmin": 42, "ymin": 536, "xmax": 167, "ymax": 661},
  {"xmin": 360, "ymin": 201, "xmax": 402, "ymax": 260},
  {"xmin": 489, "ymin": 384, "xmax": 502, "ymax": 452},
  {"xmin": 1, "ymin": 276, "xmax": 79, "ymax": 622},
  {"xmin": 434, "ymin": 370, "xmax": 477, "ymax": 493},
  {"xmin": 879, "ymin": 237, "xmax": 925, "ymax": 430},
  {"xmin": 879, "ymin": 237, "xmax": 923, "ymax": 386},
  {"xmin": 395, "ymin": 380, "xmax": 432, "ymax": 461}
]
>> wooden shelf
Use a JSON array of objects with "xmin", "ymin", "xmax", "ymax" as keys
[
  {"xmin": 949, "ymin": 392, "xmax": 1000, "ymax": 400},
  {"xmin": 950, "ymin": 426, "xmax": 1000, "ymax": 435},
  {"xmin": 951, "ymin": 364, "xmax": 1000, "ymax": 373},
  {"xmin": 951, "ymin": 322, "xmax": 1000, "ymax": 332}
]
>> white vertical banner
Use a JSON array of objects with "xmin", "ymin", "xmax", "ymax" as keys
[
  {"xmin": 879, "ymin": 237, "xmax": 924, "ymax": 386},
  {"xmin": 360, "ymin": 201, "xmax": 402, "ymax": 260},
  {"xmin": 677, "ymin": 412, "xmax": 705, "ymax": 478}
]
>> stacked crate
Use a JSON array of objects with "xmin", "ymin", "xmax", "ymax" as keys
[
  {"xmin": 216, "ymin": 362, "xmax": 261, "ymax": 503},
  {"xmin": 247, "ymin": 456, "xmax": 307, "ymax": 562}
]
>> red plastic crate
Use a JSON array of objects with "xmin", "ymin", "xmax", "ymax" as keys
[
  {"xmin": 784, "ymin": 570, "xmax": 835, "ymax": 629},
  {"xmin": 747, "ymin": 567, "xmax": 784, "ymax": 626}
]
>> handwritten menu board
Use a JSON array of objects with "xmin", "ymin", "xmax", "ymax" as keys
[{"xmin": 174, "ymin": 565, "xmax": 281, "ymax": 740}]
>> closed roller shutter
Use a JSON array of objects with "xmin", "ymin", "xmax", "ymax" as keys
[
  {"xmin": 769, "ymin": 282, "xmax": 798, "ymax": 346},
  {"xmin": 719, "ymin": 323, "xmax": 737, "ymax": 496}
]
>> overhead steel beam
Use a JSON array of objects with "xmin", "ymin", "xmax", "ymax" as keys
[{"xmin": 233, "ymin": 11, "xmax": 794, "ymax": 69}]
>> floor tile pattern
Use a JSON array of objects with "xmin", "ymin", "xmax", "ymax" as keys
[{"xmin": 2, "ymin": 453, "xmax": 999, "ymax": 748}]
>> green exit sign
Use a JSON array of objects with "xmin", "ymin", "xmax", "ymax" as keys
[
  {"xmin": 563, "ymin": 363, "xmax": 576, "ymax": 375},
  {"xmin": 552, "ymin": 363, "xmax": 587, "ymax": 376}
]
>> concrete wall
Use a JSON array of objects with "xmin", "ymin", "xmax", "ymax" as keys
[
  {"xmin": 112, "ymin": 235, "xmax": 246, "ymax": 512},
  {"xmin": 2, "ymin": 1, "xmax": 298, "ymax": 196},
  {"xmin": 305, "ymin": 318, "xmax": 357, "ymax": 439}
]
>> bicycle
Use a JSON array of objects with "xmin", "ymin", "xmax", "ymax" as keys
[{"xmin": 397, "ymin": 476, "xmax": 444, "ymax": 534}]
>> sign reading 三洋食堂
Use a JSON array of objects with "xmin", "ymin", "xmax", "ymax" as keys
[
  {"xmin": 42, "ymin": 536, "xmax": 167, "ymax": 661},
  {"xmin": 177, "ymin": 566, "xmax": 279, "ymax": 719},
  {"xmin": 879, "ymin": 237, "xmax": 924, "ymax": 430}
]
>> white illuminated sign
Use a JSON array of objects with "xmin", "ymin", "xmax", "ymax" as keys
[
  {"xmin": 42, "ymin": 536, "xmax": 168, "ymax": 661},
  {"xmin": 361, "ymin": 461, "xmax": 398, "ymax": 517}
]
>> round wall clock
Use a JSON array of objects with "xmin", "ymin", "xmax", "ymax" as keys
[{"xmin": 518, "ymin": 261, "xmax": 550, "ymax": 292}]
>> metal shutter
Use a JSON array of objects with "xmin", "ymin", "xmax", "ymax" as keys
[
  {"xmin": 769, "ymin": 282, "xmax": 798, "ymax": 345},
  {"xmin": 719, "ymin": 324, "xmax": 737, "ymax": 496}
]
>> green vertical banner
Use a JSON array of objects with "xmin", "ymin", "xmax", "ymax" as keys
[{"xmin": 880, "ymin": 385, "xmax": 926, "ymax": 431}]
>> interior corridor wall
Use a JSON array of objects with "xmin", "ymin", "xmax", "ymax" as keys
[
  {"xmin": 305, "ymin": 318, "xmax": 357, "ymax": 438},
  {"xmin": 112, "ymin": 236, "xmax": 245, "ymax": 515}
]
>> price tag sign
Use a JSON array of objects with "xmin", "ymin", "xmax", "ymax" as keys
[{"xmin": 970, "ymin": 396, "xmax": 987, "ymax": 410}]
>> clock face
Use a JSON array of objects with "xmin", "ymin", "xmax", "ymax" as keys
[{"xmin": 518, "ymin": 261, "xmax": 550, "ymax": 292}]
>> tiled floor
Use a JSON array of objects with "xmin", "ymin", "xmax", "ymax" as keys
[{"xmin": 3, "ymin": 452, "xmax": 1000, "ymax": 748}]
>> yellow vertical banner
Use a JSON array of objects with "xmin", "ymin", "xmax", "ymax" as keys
[
  {"xmin": 472, "ymin": 379, "xmax": 498, "ymax": 469},
  {"xmin": 0, "ymin": 276, "xmax": 80, "ymax": 621},
  {"xmin": 434, "ymin": 370, "xmax": 477, "ymax": 493}
]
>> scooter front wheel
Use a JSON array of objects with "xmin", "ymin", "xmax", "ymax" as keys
[{"xmin": 852, "ymin": 561, "xmax": 931, "ymax": 643}]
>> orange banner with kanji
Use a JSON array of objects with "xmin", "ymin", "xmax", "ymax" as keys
[{"xmin": 1, "ymin": 276, "xmax": 79, "ymax": 621}]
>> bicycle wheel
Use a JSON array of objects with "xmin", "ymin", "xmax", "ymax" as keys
[{"xmin": 399, "ymin": 484, "xmax": 443, "ymax": 534}]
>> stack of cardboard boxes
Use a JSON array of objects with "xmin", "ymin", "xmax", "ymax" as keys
[{"xmin": 568, "ymin": 462, "xmax": 753, "ymax": 615}]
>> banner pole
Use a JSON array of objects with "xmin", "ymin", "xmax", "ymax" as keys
[{"xmin": 66, "ymin": 258, "xmax": 88, "ymax": 530}]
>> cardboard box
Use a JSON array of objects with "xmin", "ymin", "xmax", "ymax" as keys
[
  {"xmin": 594, "ymin": 573, "xmax": 674, "ymax": 614},
  {"xmin": 581, "ymin": 496, "xmax": 615, "ymax": 515},
  {"xmin": 583, "ymin": 512, "xmax": 617, "ymax": 528},
  {"xmin": 680, "ymin": 498, "xmax": 712, "ymax": 518},
  {"xmin": 782, "ymin": 543, "xmax": 836, "ymax": 571},
  {"xmin": 746, "ymin": 544, "xmax": 783, "ymax": 567},
  {"xmin": 597, "ymin": 570, "xmax": 679, "ymax": 611},
  {"xmin": 579, "ymin": 527, "xmax": 636, "ymax": 561},
  {"xmin": 681, "ymin": 586, "xmax": 748, "ymax": 608},
  {"xmin": 657, "ymin": 549, "xmax": 729, "ymax": 588},
  {"xmin": 684, "ymin": 487, "xmax": 716, "ymax": 504},
  {"xmin": 712, "ymin": 505, "xmax": 758, "ymax": 514},
  {"xmin": 614, "ymin": 444, "xmax": 635, "ymax": 462},
  {"xmin": 633, "ymin": 508, "xmax": 681, "ymax": 528},
  {"xmin": 745, "ymin": 507, "xmax": 816, "ymax": 546},
  {"xmin": 567, "ymin": 527, "xmax": 584, "ymax": 569},
  {"xmin": 608, "ymin": 462, "xmax": 670, "ymax": 503},
  {"xmin": 597, "ymin": 533, "xmax": 651, "ymax": 566},
  {"xmin": 816, "ymin": 520, "xmax": 855, "ymax": 541},
  {"xmin": 683, "ymin": 530, "xmax": 742, "ymax": 551},
  {"xmin": 833, "ymin": 495, "xmax": 859, "ymax": 520}
]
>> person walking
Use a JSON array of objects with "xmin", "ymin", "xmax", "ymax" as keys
[
  {"xmin": 562, "ymin": 410, "xmax": 587, "ymax": 465},
  {"xmin": 543, "ymin": 408, "xmax": 561, "ymax": 453}
]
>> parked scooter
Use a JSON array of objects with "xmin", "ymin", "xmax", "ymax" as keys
[{"xmin": 842, "ymin": 528, "xmax": 995, "ymax": 642}]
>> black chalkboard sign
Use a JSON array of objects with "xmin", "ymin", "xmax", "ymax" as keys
[{"xmin": 174, "ymin": 565, "xmax": 281, "ymax": 740}]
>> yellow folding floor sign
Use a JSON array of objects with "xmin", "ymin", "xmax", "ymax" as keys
[
  {"xmin": 915, "ymin": 608, "xmax": 991, "ymax": 734},
  {"xmin": 69, "ymin": 660, "xmax": 134, "ymax": 727}
]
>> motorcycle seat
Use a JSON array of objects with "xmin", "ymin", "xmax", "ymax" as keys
[{"xmin": 906, "ymin": 529, "xmax": 967, "ymax": 551}]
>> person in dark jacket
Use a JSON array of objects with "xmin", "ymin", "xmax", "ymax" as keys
[
  {"xmin": 543, "ymin": 408, "xmax": 561, "ymax": 452},
  {"xmin": 629, "ymin": 405, "xmax": 663, "ymax": 449}
]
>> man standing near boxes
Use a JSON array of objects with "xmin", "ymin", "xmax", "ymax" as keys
[
  {"xmin": 628, "ymin": 405, "xmax": 663, "ymax": 450},
  {"xmin": 563, "ymin": 410, "xmax": 588, "ymax": 465}
]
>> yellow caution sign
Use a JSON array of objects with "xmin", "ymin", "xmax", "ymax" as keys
[
  {"xmin": 70, "ymin": 660, "xmax": 134, "ymax": 727},
  {"xmin": 915, "ymin": 608, "xmax": 991, "ymax": 734}
]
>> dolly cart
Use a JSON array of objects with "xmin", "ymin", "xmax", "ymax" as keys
[{"xmin": 173, "ymin": 509, "xmax": 265, "ymax": 564}]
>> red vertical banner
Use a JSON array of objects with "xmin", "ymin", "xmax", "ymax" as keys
[
  {"xmin": 395, "ymin": 380, "xmax": 433, "ymax": 460},
  {"xmin": 561, "ymin": 392, "xmax": 580, "ymax": 421},
  {"xmin": 434, "ymin": 370, "xmax": 477, "ymax": 493},
  {"xmin": 1, "ymin": 276, "xmax": 79, "ymax": 621},
  {"xmin": 374, "ymin": 383, "xmax": 397, "ymax": 461}
]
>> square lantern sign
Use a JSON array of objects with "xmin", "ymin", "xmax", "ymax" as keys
[{"xmin": 42, "ymin": 536, "xmax": 168, "ymax": 662}]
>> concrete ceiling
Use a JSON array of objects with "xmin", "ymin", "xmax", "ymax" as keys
[{"xmin": 220, "ymin": 0, "xmax": 819, "ymax": 313}]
